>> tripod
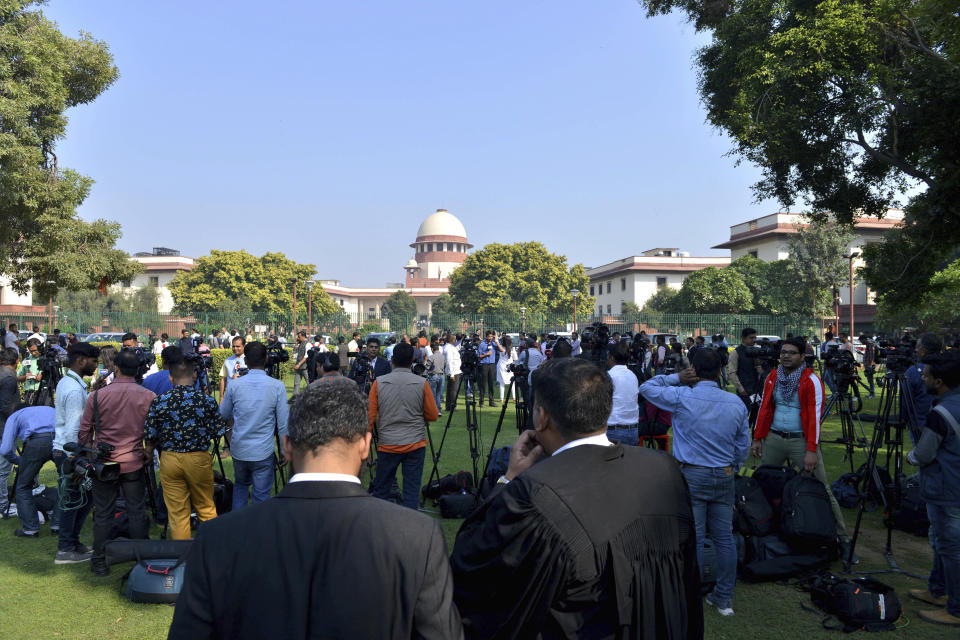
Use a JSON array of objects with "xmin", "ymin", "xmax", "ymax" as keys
[
  {"xmin": 421, "ymin": 370, "xmax": 482, "ymax": 506},
  {"xmin": 820, "ymin": 370, "xmax": 869, "ymax": 473},
  {"xmin": 844, "ymin": 366, "xmax": 923, "ymax": 576}
]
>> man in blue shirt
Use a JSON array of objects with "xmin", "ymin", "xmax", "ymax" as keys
[
  {"xmin": 1, "ymin": 404, "xmax": 57, "ymax": 537},
  {"xmin": 476, "ymin": 330, "xmax": 504, "ymax": 407},
  {"xmin": 640, "ymin": 349, "xmax": 750, "ymax": 617},
  {"xmin": 142, "ymin": 345, "xmax": 185, "ymax": 396},
  {"xmin": 220, "ymin": 342, "xmax": 289, "ymax": 508}
]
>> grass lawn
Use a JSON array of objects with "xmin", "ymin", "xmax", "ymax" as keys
[{"xmin": 0, "ymin": 370, "xmax": 952, "ymax": 639}]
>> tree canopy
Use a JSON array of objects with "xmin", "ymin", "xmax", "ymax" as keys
[
  {"xmin": 381, "ymin": 290, "xmax": 418, "ymax": 318},
  {"xmin": 447, "ymin": 242, "xmax": 593, "ymax": 315},
  {"xmin": 637, "ymin": 0, "xmax": 960, "ymax": 314},
  {"xmin": 0, "ymin": 1, "xmax": 140, "ymax": 300},
  {"xmin": 54, "ymin": 284, "xmax": 159, "ymax": 313},
  {"xmin": 675, "ymin": 267, "xmax": 754, "ymax": 314},
  {"xmin": 167, "ymin": 250, "xmax": 337, "ymax": 315}
]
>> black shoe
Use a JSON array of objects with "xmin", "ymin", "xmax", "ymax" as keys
[
  {"xmin": 91, "ymin": 559, "xmax": 109, "ymax": 576},
  {"xmin": 14, "ymin": 529, "xmax": 39, "ymax": 538}
]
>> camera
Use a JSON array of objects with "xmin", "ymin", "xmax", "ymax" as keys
[
  {"xmin": 265, "ymin": 342, "xmax": 289, "ymax": 373},
  {"xmin": 62, "ymin": 442, "xmax": 121, "ymax": 491},
  {"xmin": 663, "ymin": 352, "xmax": 684, "ymax": 375},
  {"xmin": 37, "ymin": 343, "xmax": 69, "ymax": 372},
  {"xmin": 874, "ymin": 339, "xmax": 915, "ymax": 373},
  {"xmin": 743, "ymin": 338, "xmax": 780, "ymax": 364},
  {"xmin": 122, "ymin": 347, "xmax": 156, "ymax": 380},
  {"xmin": 507, "ymin": 361, "xmax": 530, "ymax": 376},
  {"xmin": 460, "ymin": 342, "xmax": 479, "ymax": 378},
  {"xmin": 823, "ymin": 344, "xmax": 859, "ymax": 377}
]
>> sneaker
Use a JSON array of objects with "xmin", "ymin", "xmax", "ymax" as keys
[
  {"xmin": 705, "ymin": 591, "xmax": 734, "ymax": 616},
  {"xmin": 91, "ymin": 559, "xmax": 109, "ymax": 576},
  {"xmin": 49, "ymin": 527, "xmax": 59, "ymax": 535},
  {"xmin": 74, "ymin": 543, "xmax": 93, "ymax": 555},
  {"xmin": 918, "ymin": 609, "xmax": 960, "ymax": 626},
  {"xmin": 0, "ymin": 504, "xmax": 17, "ymax": 518},
  {"xmin": 14, "ymin": 529, "xmax": 39, "ymax": 538},
  {"xmin": 55, "ymin": 550, "xmax": 93, "ymax": 565},
  {"xmin": 910, "ymin": 589, "xmax": 948, "ymax": 607}
]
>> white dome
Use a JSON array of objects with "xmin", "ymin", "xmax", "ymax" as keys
[
  {"xmin": 405, "ymin": 258, "xmax": 419, "ymax": 268},
  {"xmin": 415, "ymin": 209, "xmax": 467, "ymax": 239}
]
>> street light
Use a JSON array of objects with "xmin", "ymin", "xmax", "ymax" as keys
[
  {"xmin": 845, "ymin": 252, "xmax": 860, "ymax": 338},
  {"xmin": 569, "ymin": 289, "xmax": 579, "ymax": 332},
  {"xmin": 520, "ymin": 306, "xmax": 526, "ymax": 333}
]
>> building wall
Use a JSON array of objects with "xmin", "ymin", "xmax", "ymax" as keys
[
  {"xmin": 590, "ymin": 271, "xmax": 687, "ymax": 314},
  {"xmin": 0, "ymin": 276, "xmax": 33, "ymax": 307},
  {"xmin": 129, "ymin": 271, "xmax": 180, "ymax": 313}
]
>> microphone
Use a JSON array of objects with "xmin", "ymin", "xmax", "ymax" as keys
[{"xmin": 63, "ymin": 442, "xmax": 80, "ymax": 453}]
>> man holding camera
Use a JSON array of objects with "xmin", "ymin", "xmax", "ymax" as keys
[
  {"xmin": 16, "ymin": 338, "xmax": 42, "ymax": 405},
  {"xmin": 727, "ymin": 328, "xmax": 762, "ymax": 413},
  {"xmin": 77, "ymin": 349, "xmax": 157, "ymax": 576},
  {"xmin": 1, "ymin": 403, "xmax": 56, "ymax": 537},
  {"xmin": 220, "ymin": 341, "xmax": 289, "ymax": 508},
  {"xmin": 367, "ymin": 342, "xmax": 438, "ymax": 510},
  {"xmin": 476, "ymin": 330, "xmax": 504, "ymax": 407}
]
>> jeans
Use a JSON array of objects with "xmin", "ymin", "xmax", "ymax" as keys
[
  {"xmin": 428, "ymin": 375, "xmax": 444, "ymax": 414},
  {"xmin": 292, "ymin": 367, "xmax": 308, "ymax": 394},
  {"xmin": 607, "ymin": 426, "xmax": 639, "ymax": 446},
  {"xmin": 445, "ymin": 375, "xmax": 461, "ymax": 412},
  {"xmin": 371, "ymin": 447, "xmax": 425, "ymax": 510},
  {"xmin": 53, "ymin": 451, "xmax": 92, "ymax": 552},
  {"xmin": 232, "ymin": 456, "xmax": 274, "ymax": 509},
  {"xmin": 682, "ymin": 466, "xmax": 737, "ymax": 608},
  {"xmin": 92, "ymin": 468, "xmax": 149, "ymax": 561},
  {"xmin": 927, "ymin": 502, "xmax": 960, "ymax": 617},
  {"xmin": 822, "ymin": 368, "xmax": 838, "ymax": 394},
  {"xmin": 0, "ymin": 452, "xmax": 10, "ymax": 513},
  {"xmin": 15, "ymin": 433, "xmax": 55, "ymax": 532},
  {"xmin": 864, "ymin": 368, "xmax": 876, "ymax": 396},
  {"xmin": 478, "ymin": 363, "xmax": 497, "ymax": 404}
]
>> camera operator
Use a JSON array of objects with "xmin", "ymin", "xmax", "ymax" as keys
[
  {"xmin": 640, "ymin": 349, "xmax": 749, "ymax": 616},
  {"xmin": 550, "ymin": 337, "xmax": 573, "ymax": 359},
  {"xmin": 77, "ymin": 349, "xmax": 157, "ymax": 576},
  {"xmin": 0, "ymin": 347, "xmax": 20, "ymax": 517},
  {"xmin": 17, "ymin": 338, "xmax": 43, "ymax": 405},
  {"xmin": 142, "ymin": 345, "xmax": 185, "ymax": 396},
  {"xmin": 860, "ymin": 334, "xmax": 877, "ymax": 398},
  {"xmin": 120, "ymin": 332, "xmax": 138, "ymax": 350},
  {"xmin": 219, "ymin": 342, "xmax": 289, "ymax": 508},
  {"xmin": 367, "ymin": 342, "xmax": 439, "ymax": 510},
  {"xmin": 312, "ymin": 352, "xmax": 356, "ymax": 388},
  {"xmin": 727, "ymin": 328, "xmax": 763, "ymax": 412},
  {"xmin": 442, "ymin": 331, "xmax": 462, "ymax": 411},
  {"xmin": 292, "ymin": 331, "xmax": 309, "ymax": 395},
  {"xmin": 477, "ymin": 330, "xmax": 504, "ymax": 407},
  {"xmin": 1, "ymin": 403, "xmax": 56, "ymax": 537},
  {"xmin": 905, "ymin": 333, "xmax": 943, "ymax": 442},
  {"xmin": 606, "ymin": 341, "xmax": 640, "ymax": 446},
  {"xmin": 905, "ymin": 352, "xmax": 960, "ymax": 626},
  {"xmin": 219, "ymin": 335, "xmax": 246, "ymax": 400},
  {"xmin": 751, "ymin": 336, "xmax": 854, "ymax": 560},
  {"xmin": 144, "ymin": 359, "xmax": 228, "ymax": 540},
  {"xmin": 50, "ymin": 343, "xmax": 99, "ymax": 564},
  {"xmin": 349, "ymin": 337, "xmax": 391, "ymax": 382}
]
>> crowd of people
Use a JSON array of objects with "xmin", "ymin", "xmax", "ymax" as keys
[{"xmin": 0, "ymin": 321, "xmax": 958, "ymax": 635}]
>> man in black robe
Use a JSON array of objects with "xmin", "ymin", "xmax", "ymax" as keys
[{"xmin": 450, "ymin": 357, "xmax": 703, "ymax": 639}]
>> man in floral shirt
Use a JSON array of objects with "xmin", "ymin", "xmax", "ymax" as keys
[{"xmin": 144, "ymin": 359, "xmax": 227, "ymax": 539}]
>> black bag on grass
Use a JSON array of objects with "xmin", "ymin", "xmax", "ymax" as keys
[
  {"xmin": 885, "ymin": 474, "xmax": 929, "ymax": 536},
  {"xmin": 780, "ymin": 474, "xmax": 836, "ymax": 549},
  {"xmin": 752, "ymin": 465, "xmax": 797, "ymax": 511},
  {"xmin": 106, "ymin": 538, "xmax": 193, "ymax": 605},
  {"xmin": 740, "ymin": 535, "xmax": 830, "ymax": 581},
  {"xmin": 831, "ymin": 472, "xmax": 861, "ymax": 509},
  {"xmin": 421, "ymin": 471, "xmax": 473, "ymax": 501},
  {"xmin": 734, "ymin": 474, "xmax": 775, "ymax": 537},
  {"xmin": 438, "ymin": 489, "xmax": 479, "ymax": 519},
  {"xmin": 806, "ymin": 572, "xmax": 902, "ymax": 632},
  {"xmin": 213, "ymin": 470, "xmax": 233, "ymax": 514}
]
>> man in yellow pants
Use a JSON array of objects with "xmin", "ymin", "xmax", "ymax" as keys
[{"xmin": 144, "ymin": 359, "xmax": 227, "ymax": 539}]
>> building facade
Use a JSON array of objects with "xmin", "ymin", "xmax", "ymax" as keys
[
  {"xmin": 123, "ymin": 248, "xmax": 195, "ymax": 313},
  {"xmin": 587, "ymin": 249, "xmax": 731, "ymax": 315}
]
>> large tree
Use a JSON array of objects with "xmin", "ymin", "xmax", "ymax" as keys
[
  {"xmin": 0, "ymin": 1, "xmax": 140, "ymax": 300},
  {"xmin": 675, "ymin": 267, "xmax": 754, "ymax": 314},
  {"xmin": 784, "ymin": 220, "xmax": 854, "ymax": 316},
  {"xmin": 381, "ymin": 290, "xmax": 418, "ymax": 318},
  {"xmin": 168, "ymin": 250, "xmax": 337, "ymax": 315},
  {"xmin": 53, "ymin": 284, "xmax": 159, "ymax": 313},
  {"xmin": 638, "ymin": 0, "xmax": 960, "ymax": 314},
  {"xmin": 447, "ymin": 242, "xmax": 593, "ymax": 315}
]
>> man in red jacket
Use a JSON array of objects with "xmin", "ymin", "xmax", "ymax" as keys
[{"xmin": 750, "ymin": 336, "xmax": 854, "ymax": 559}]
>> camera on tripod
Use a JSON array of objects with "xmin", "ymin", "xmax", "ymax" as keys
[
  {"xmin": 265, "ymin": 342, "xmax": 289, "ymax": 368},
  {"xmin": 460, "ymin": 342, "xmax": 480, "ymax": 378},
  {"xmin": 506, "ymin": 361, "xmax": 529, "ymax": 376},
  {"xmin": 122, "ymin": 347, "xmax": 156, "ymax": 380},
  {"xmin": 874, "ymin": 339, "xmax": 914, "ymax": 373},
  {"xmin": 744, "ymin": 338, "xmax": 781, "ymax": 365},
  {"xmin": 62, "ymin": 441, "xmax": 121, "ymax": 490},
  {"xmin": 823, "ymin": 344, "xmax": 858, "ymax": 375}
]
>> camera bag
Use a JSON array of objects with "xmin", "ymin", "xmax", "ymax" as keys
[
  {"xmin": 438, "ymin": 489, "xmax": 479, "ymax": 519},
  {"xmin": 733, "ymin": 474, "xmax": 775, "ymax": 537},
  {"xmin": 830, "ymin": 472, "xmax": 861, "ymax": 509},
  {"xmin": 106, "ymin": 539, "xmax": 193, "ymax": 604},
  {"xmin": 738, "ymin": 534, "xmax": 830, "ymax": 582},
  {"xmin": 803, "ymin": 572, "xmax": 902, "ymax": 632},
  {"xmin": 751, "ymin": 465, "xmax": 797, "ymax": 512},
  {"xmin": 884, "ymin": 474, "xmax": 929, "ymax": 536},
  {"xmin": 421, "ymin": 471, "xmax": 474, "ymax": 501},
  {"xmin": 780, "ymin": 474, "xmax": 837, "ymax": 550},
  {"xmin": 213, "ymin": 470, "xmax": 233, "ymax": 514}
]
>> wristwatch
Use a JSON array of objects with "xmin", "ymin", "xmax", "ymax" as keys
[{"xmin": 496, "ymin": 475, "xmax": 510, "ymax": 485}]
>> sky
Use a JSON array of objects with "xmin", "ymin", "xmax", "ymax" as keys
[{"xmin": 45, "ymin": 0, "xmax": 778, "ymax": 287}]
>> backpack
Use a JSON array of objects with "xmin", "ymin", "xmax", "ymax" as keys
[
  {"xmin": 884, "ymin": 474, "xmax": 929, "ymax": 536},
  {"xmin": 831, "ymin": 472, "xmax": 861, "ymax": 509},
  {"xmin": 213, "ymin": 470, "xmax": 233, "ymax": 515},
  {"xmin": 751, "ymin": 465, "xmax": 797, "ymax": 512},
  {"xmin": 805, "ymin": 572, "xmax": 902, "ymax": 632},
  {"xmin": 421, "ymin": 471, "xmax": 474, "ymax": 501},
  {"xmin": 739, "ymin": 535, "xmax": 830, "ymax": 582},
  {"xmin": 780, "ymin": 474, "xmax": 837, "ymax": 550},
  {"xmin": 438, "ymin": 489, "xmax": 480, "ymax": 519},
  {"xmin": 733, "ymin": 474, "xmax": 776, "ymax": 537}
]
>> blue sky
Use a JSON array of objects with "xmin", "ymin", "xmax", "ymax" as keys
[{"xmin": 46, "ymin": 0, "xmax": 776, "ymax": 286}]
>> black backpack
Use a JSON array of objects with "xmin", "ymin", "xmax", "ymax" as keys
[
  {"xmin": 752, "ymin": 465, "xmax": 797, "ymax": 512},
  {"xmin": 734, "ymin": 474, "xmax": 776, "ymax": 537},
  {"xmin": 831, "ymin": 472, "xmax": 861, "ymax": 509},
  {"xmin": 885, "ymin": 474, "xmax": 929, "ymax": 536},
  {"xmin": 806, "ymin": 572, "xmax": 902, "ymax": 632},
  {"xmin": 421, "ymin": 471, "xmax": 474, "ymax": 501},
  {"xmin": 780, "ymin": 474, "xmax": 837, "ymax": 550},
  {"xmin": 213, "ymin": 470, "xmax": 233, "ymax": 515},
  {"xmin": 739, "ymin": 535, "xmax": 830, "ymax": 582}
]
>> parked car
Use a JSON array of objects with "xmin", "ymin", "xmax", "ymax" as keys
[{"xmin": 83, "ymin": 332, "xmax": 128, "ymax": 343}]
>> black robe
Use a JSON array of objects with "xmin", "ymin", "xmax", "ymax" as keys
[{"xmin": 450, "ymin": 443, "xmax": 703, "ymax": 640}]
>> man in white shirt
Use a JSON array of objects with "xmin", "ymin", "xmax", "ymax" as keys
[
  {"xmin": 605, "ymin": 341, "xmax": 640, "ymax": 446},
  {"xmin": 442, "ymin": 332, "xmax": 462, "ymax": 412},
  {"xmin": 347, "ymin": 332, "xmax": 361, "ymax": 369},
  {"xmin": 219, "ymin": 336, "xmax": 247, "ymax": 402},
  {"xmin": 570, "ymin": 332, "xmax": 581, "ymax": 357}
]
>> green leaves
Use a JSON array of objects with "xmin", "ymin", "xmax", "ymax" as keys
[
  {"xmin": 675, "ymin": 267, "xmax": 754, "ymax": 314},
  {"xmin": 382, "ymin": 290, "xmax": 417, "ymax": 317}
]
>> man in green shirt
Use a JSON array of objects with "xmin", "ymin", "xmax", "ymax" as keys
[{"xmin": 17, "ymin": 338, "xmax": 42, "ymax": 404}]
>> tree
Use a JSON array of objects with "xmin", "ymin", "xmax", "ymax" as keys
[
  {"xmin": 447, "ymin": 242, "xmax": 594, "ymax": 314},
  {"xmin": 381, "ymin": 290, "xmax": 418, "ymax": 318},
  {"xmin": 430, "ymin": 293, "xmax": 458, "ymax": 317},
  {"xmin": 675, "ymin": 268, "xmax": 753, "ymax": 314},
  {"xmin": 167, "ymin": 250, "xmax": 337, "ymax": 315},
  {"xmin": 877, "ymin": 259, "xmax": 960, "ymax": 330},
  {"xmin": 725, "ymin": 255, "xmax": 805, "ymax": 315},
  {"xmin": 0, "ymin": 1, "xmax": 140, "ymax": 300},
  {"xmin": 638, "ymin": 0, "xmax": 960, "ymax": 312},
  {"xmin": 640, "ymin": 288, "xmax": 680, "ymax": 313},
  {"xmin": 53, "ymin": 283, "xmax": 159, "ymax": 313},
  {"xmin": 620, "ymin": 301, "xmax": 642, "ymax": 315},
  {"xmin": 784, "ymin": 220, "xmax": 853, "ymax": 316}
]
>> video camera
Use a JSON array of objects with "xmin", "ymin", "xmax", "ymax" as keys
[
  {"xmin": 706, "ymin": 338, "xmax": 730, "ymax": 366},
  {"xmin": 264, "ymin": 341, "xmax": 290, "ymax": 379},
  {"xmin": 743, "ymin": 338, "xmax": 780, "ymax": 365},
  {"xmin": 506, "ymin": 361, "xmax": 529, "ymax": 376},
  {"xmin": 460, "ymin": 341, "xmax": 480, "ymax": 378},
  {"xmin": 37, "ymin": 342, "xmax": 68, "ymax": 374},
  {"xmin": 122, "ymin": 347, "xmax": 156, "ymax": 380},
  {"xmin": 823, "ymin": 344, "xmax": 859, "ymax": 378},
  {"xmin": 873, "ymin": 338, "xmax": 915, "ymax": 373},
  {"xmin": 62, "ymin": 442, "xmax": 121, "ymax": 491},
  {"xmin": 663, "ymin": 352, "xmax": 684, "ymax": 375}
]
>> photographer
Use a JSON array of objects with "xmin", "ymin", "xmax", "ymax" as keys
[
  {"xmin": 77, "ymin": 349, "xmax": 157, "ymax": 576},
  {"xmin": 219, "ymin": 341, "xmax": 289, "ymax": 508},
  {"xmin": 293, "ymin": 331, "xmax": 309, "ymax": 395},
  {"xmin": 751, "ymin": 336, "xmax": 854, "ymax": 560},
  {"xmin": 367, "ymin": 342, "xmax": 438, "ymax": 510},
  {"xmin": 1, "ymin": 403, "xmax": 56, "ymax": 537},
  {"xmin": 16, "ymin": 338, "xmax": 42, "ymax": 404},
  {"xmin": 51, "ymin": 343, "xmax": 99, "ymax": 564},
  {"xmin": 0, "ymin": 347, "xmax": 20, "ymax": 517},
  {"xmin": 442, "ymin": 331, "xmax": 462, "ymax": 411},
  {"xmin": 905, "ymin": 333, "xmax": 942, "ymax": 441},
  {"xmin": 905, "ymin": 353, "xmax": 960, "ymax": 627},
  {"xmin": 477, "ymin": 330, "xmax": 504, "ymax": 407},
  {"xmin": 727, "ymin": 328, "xmax": 762, "ymax": 411},
  {"xmin": 606, "ymin": 341, "xmax": 640, "ymax": 446},
  {"xmin": 219, "ymin": 336, "xmax": 246, "ymax": 400},
  {"xmin": 144, "ymin": 359, "xmax": 227, "ymax": 540},
  {"xmin": 142, "ymin": 345, "xmax": 185, "ymax": 396},
  {"xmin": 860, "ymin": 334, "xmax": 877, "ymax": 398},
  {"xmin": 349, "ymin": 337, "xmax": 392, "ymax": 383}
]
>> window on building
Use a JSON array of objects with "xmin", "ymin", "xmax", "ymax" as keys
[
  {"xmin": 122, "ymin": 280, "xmax": 131, "ymax": 288},
  {"xmin": 620, "ymin": 278, "xmax": 626, "ymax": 291},
  {"xmin": 748, "ymin": 220, "xmax": 758, "ymax": 231},
  {"xmin": 749, "ymin": 250, "xmax": 758, "ymax": 259},
  {"xmin": 656, "ymin": 277, "xmax": 667, "ymax": 288},
  {"xmin": 606, "ymin": 281, "xmax": 611, "ymax": 294},
  {"xmin": 426, "ymin": 243, "xmax": 433, "ymax": 252},
  {"xmin": 606, "ymin": 304, "xmax": 611, "ymax": 314},
  {"xmin": 589, "ymin": 285, "xmax": 594, "ymax": 296},
  {"xmin": 149, "ymin": 276, "xmax": 159, "ymax": 287}
]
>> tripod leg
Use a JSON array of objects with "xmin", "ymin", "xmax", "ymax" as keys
[{"xmin": 423, "ymin": 377, "xmax": 462, "ymax": 492}]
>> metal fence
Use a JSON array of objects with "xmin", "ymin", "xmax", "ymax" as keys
[{"xmin": 2, "ymin": 309, "xmax": 824, "ymax": 342}]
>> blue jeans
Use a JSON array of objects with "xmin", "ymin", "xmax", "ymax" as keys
[
  {"xmin": 927, "ymin": 502, "xmax": 960, "ymax": 617},
  {"xmin": 822, "ymin": 368, "xmax": 838, "ymax": 394},
  {"xmin": 372, "ymin": 448, "xmax": 425, "ymax": 510},
  {"xmin": 682, "ymin": 467, "xmax": 737, "ymax": 608},
  {"xmin": 53, "ymin": 451, "xmax": 92, "ymax": 552},
  {"xmin": 233, "ymin": 456, "xmax": 274, "ymax": 509},
  {"xmin": 607, "ymin": 427, "xmax": 639, "ymax": 446},
  {"xmin": 15, "ymin": 433, "xmax": 56, "ymax": 532},
  {"xmin": 429, "ymin": 375, "xmax": 444, "ymax": 413}
]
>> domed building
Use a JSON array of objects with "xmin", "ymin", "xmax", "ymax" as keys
[{"xmin": 320, "ymin": 209, "xmax": 471, "ymax": 321}]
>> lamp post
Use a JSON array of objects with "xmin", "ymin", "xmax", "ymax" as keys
[
  {"xmin": 45, "ymin": 280, "xmax": 56, "ymax": 334},
  {"xmin": 569, "ymin": 289, "xmax": 579, "ymax": 332},
  {"xmin": 520, "ymin": 306, "xmax": 526, "ymax": 333},
  {"xmin": 307, "ymin": 281, "xmax": 314, "ymax": 338},
  {"xmin": 845, "ymin": 252, "xmax": 859, "ymax": 338}
]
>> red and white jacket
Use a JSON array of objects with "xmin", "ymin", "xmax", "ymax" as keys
[{"xmin": 754, "ymin": 367, "xmax": 825, "ymax": 453}]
